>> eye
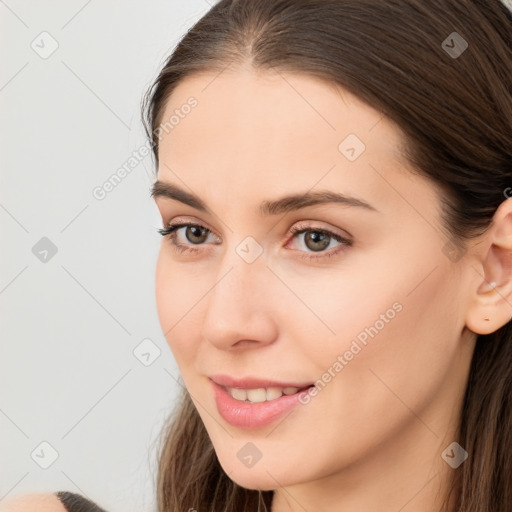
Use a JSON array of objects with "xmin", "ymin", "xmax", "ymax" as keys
[
  {"xmin": 286, "ymin": 222, "xmax": 352, "ymax": 261},
  {"xmin": 157, "ymin": 222, "xmax": 220, "ymax": 254}
]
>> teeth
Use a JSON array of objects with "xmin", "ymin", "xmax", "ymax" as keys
[
  {"xmin": 231, "ymin": 387, "xmax": 248, "ymax": 401},
  {"xmin": 227, "ymin": 386, "xmax": 301, "ymax": 403},
  {"xmin": 246, "ymin": 388, "xmax": 267, "ymax": 403},
  {"xmin": 266, "ymin": 387, "xmax": 284, "ymax": 400}
]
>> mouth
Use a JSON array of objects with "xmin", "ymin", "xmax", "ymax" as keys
[
  {"xmin": 209, "ymin": 374, "xmax": 314, "ymax": 403},
  {"xmin": 209, "ymin": 375, "xmax": 315, "ymax": 429}
]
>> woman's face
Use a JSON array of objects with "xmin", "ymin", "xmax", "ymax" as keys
[{"xmin": 153, "ymin": 68, "xmax": 477, "ymax": 491}]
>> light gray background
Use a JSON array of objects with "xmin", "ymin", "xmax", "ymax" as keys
[{"xmin": 0, "ymin": 1, "xmax": 215, "ymax": 511}]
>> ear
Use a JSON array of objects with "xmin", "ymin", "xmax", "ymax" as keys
[{"xmin": 465, "ymin": 197, "xmax": 512, "ymax": 335}]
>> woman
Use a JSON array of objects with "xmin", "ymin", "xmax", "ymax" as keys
[
  {"xmin": 5, "ymin": 0, "xmax": 511, "ymax": 511},
  {"xmin": 145, "ymin": 0, "xmax": 512, "ymax": 511}
]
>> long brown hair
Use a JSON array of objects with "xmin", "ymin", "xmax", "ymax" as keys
[{"xmin": 141, "ymin": 1, "xmax": 512, "ymax": 510}]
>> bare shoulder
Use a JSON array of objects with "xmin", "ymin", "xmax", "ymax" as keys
[
  {"xmin": 0, "ymin": 493, "xmax": 66, "ymax": 512},
  {"xmin": 0, "ymin": 492, "xmax": 108, "ymax": 512}
]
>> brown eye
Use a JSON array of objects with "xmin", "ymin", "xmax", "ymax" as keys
[
  {"xmin": 303, "ymin": 231, "xmax": 331, "ymax": 252},
  {"xmin": 158, "ymin": 222, "xmax": 220, "ymax": 253},
  {"xmin": 286, "ymin": 224, "xmax": 353, "ymax": 262},
  {"xmin": 185, "ymin": 225, "xmax": 209, "ymax": 244}
]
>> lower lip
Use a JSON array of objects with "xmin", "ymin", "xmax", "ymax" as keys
[{"xmin": 211, "ymin": 380, "xmax": 311, "ymax": 429}]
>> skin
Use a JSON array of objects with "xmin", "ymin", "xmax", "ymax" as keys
[
  {"xmin": 0, "ymin": 493, "xmax": 67, "ymax": 512},
  {"xmin": 153, "ymin": 66, "xmax": 512, "ymax": 512}
]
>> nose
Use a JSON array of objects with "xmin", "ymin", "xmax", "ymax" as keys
[{"xmin": 200, "ymin": 257, "xmax": 279, "ymax": 351}]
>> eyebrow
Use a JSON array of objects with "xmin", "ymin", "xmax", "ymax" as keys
[{"xmin": 150, "ymin": 180, "xmax": 378, "ymax": 215}]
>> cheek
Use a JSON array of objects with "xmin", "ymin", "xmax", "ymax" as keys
[
  {"xmin": 155, "ymin": 249, "xmax": 216, "ymax": 368},
  {"xmin": 155, "ymin": 250, "xmax": 173, "ymax": 330},
  {"xmin": 306, "ymin": 237, "xmax": 457, "ymax": 358},
  {"xmin": 155, "ymin": 251, "xmax": 197, "ymax": 351},
  {"xmin": 297, "ymin": 246, "xmax": 460, "ymax": 414},
  {"xmin": 326, "ymin": 262, "xmax": 460, "ymax": 420}
]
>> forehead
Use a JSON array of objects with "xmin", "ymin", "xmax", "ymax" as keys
[
  {"xmin": 156, "ymin": 68, "xmax": 439, "ymax": 219},
  {"xmin": 159, "ymin": 67, "xmax": 401, "ymax": 157}
]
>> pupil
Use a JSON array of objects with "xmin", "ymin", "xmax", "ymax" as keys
[{"xmin": 305, "ymin": 231, "xmax": 330, "ymax": 251}]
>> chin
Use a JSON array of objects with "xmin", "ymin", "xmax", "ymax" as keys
[
  {"xmin": 227, "ymin": 472, "xmax": 280, "ymax": 491},
  {"xmin": 217, "ymin": 456, "xmax": 299, "ymax": 491}
]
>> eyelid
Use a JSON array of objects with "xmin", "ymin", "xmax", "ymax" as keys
[
  {"xmin": 161, "ymin": 217, "xmax": 351, "ymax": 244},
  {"xmin": 164, "ymin": 216, "xmax": 221, "ymax": 239},
  {"xmin": 288, "ymin": 220, "xmax": 352, "ymax": 241}
]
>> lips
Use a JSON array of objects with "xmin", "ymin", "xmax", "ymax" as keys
[{"xmin": 209, "ymin": 374, "xmax": 315, "ymax": 428}]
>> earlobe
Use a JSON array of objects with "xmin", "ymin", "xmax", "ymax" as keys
[
  {"xmin": 464, "ymin": 199, "xmax": 512, "ymax": 335},
  {"xmin": 465, "ymin": 284, "xmax": 504, "ymax": 335}
]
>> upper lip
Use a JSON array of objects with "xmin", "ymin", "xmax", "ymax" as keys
[{"xmin": 209, "ymin": 374, "xmax": 314, "ymax": 390}]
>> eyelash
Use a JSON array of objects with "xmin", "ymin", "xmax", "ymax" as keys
[{"xmin": 157, "ymin": 222, "xmax": 353, "ymax": 262}]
